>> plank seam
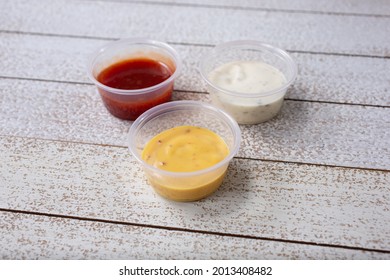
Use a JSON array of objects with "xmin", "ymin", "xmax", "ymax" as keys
[
  {"xmin": 1, "ymin": 30, "xmax": 389, "ymax": 59},
  {"xmin": 234, "ymin": 156, "xmax": 390, "ymax": 173},
  {"xmin": 1, "ymin": 208, "xmax": 389, "ymax": 255},
  {"xmin": 1, "ymin": 76, "xmax": 389, "ymax": 109},
  {"xmin": 83, "ymin": 0, "xmax": 390, "ymax": 19},
  {"xmin": 1, "ymin": 134, "xmax": 389, "ymax": 172},
  {"xmin": 283, "ymin": 98, "xmax": 390, "ymax": 109}
]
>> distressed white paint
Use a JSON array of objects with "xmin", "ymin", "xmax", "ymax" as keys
[
  {"xmin": 1, "ymin": 136, "xmax": 389, "ymax": 251},
  {"xmin": 127, "ymin": 0, "xmax": 390, "ymax": 16},
  {"xmin": 0, "ymin": 79, "xmax": 389, "ymax": 169},
  {"xmin": 2, "ymin": 212, "xmax": 386, "ymax": 259},
  {"xmin": 1, "ymin": 0, "xmax": 389, "ymax": 260},
  {"xmin": 1, "ymin": 0, "xmax": 390, "ymax": 56},
  {"xmin": 1, "ymin": 33, "xmax": 389, "ymax": 106}
]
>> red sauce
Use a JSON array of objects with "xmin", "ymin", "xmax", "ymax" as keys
[
  {"xmin": 98, "ymin": 58, "xmax": 172, "ymax": 90},
  {"xmin": 96, "ymin": 58, "xmax": 174, "ymax": 120}
]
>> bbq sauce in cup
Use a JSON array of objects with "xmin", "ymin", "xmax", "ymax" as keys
[
  {"xmin": 97, "ymin": 57, "xmax": 173, "ymax": 120},
  {"xmin": 97, "ymin": 58, "xmax": 172, "ymax": 90},
  {"xmin": 87, "ymin": 39, "xmax": 181, "ymax": 121}
]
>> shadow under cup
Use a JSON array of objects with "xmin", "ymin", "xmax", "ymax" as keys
[{"xmin": 87, "ymin": 39, "xmax": 181, "ymax": 120}]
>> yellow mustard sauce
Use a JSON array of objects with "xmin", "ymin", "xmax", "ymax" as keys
[{"xmin": 141, "ymin": 125, "xmax": 230, "ymax": 201}]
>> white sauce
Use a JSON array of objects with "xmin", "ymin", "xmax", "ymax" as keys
[{"xmin": 208, "ymin": 61, "xmax": 287, "ymax": 124}]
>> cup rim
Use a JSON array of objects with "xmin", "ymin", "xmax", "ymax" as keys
[
  {"xmin": 199, "ymin": 40, "xmax": 298, "ymax": 98},
  {"xmin": 128, "ymin": 100, "xmax": 242, "ymax": 178},
  {"xmin": 87, "ymin": 38, "xmax": 182, "ymax": 95}
]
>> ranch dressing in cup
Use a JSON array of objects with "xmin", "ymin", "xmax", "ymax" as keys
[{"xmin": 200, "ymin": 41, "xmax": 297, "ymax": 124}]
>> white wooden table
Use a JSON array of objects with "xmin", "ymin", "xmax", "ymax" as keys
[{"xmin": 0, "ymin": 0, "xmax": 389, "ymax": 259}]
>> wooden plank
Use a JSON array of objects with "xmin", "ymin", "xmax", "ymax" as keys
[
  {"xmin": 0, "ymin": 78, "xmax": 389, "ymax": 170},
  {"xmin": 1, "ymin": 0, "xmax": 390, "ymax": 56},
  {"xmin": 1, "ymin": 33, "xmax": 389, "ymax": 106},
  {"xmin": 124, "ymin": 0, "xmax": 390, "ymax": 16},
  {"xmin": 1, "ymin": 136, "xmax": 389, "ymax": 251},
  {"xmin": 1, "ymin": 211, "xmax": 385, "ymax": 259}
]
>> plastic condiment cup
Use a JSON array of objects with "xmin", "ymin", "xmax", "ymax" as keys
[
  {"xmin": 128, "ymin": 101, "xmax": 241, "ymax": 202},
  {"xmin": 199, "ymin": 40, "xmax": 297, "ymax": 124},
  {"xmin": 87, "ymin": 38, "xmax": 181, "ymax": 120}
]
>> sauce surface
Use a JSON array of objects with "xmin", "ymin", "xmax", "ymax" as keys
[
  {"xmin": 142, "ymin": 126, "xmax": 229, "ymax": 172},
  {"xmin": 97, "ymin": 58, "xmax": 172, "ymax": 90},
  {"xmin": 208, "ymin": 61, "xmax": 286, "ymax": 94}
]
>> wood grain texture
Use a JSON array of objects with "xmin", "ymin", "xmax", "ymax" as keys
[
  {"xmin": 1, "ymin": 135, "xmax": 389, "ymax": 252},
  {"xmin": 1, "ymin": 0, "xmax": 390, "ymax": 261},
  {"xmin": 1, "ymin": 33, "xmax": 389, "ymax": 106},
  {"xmin": 1, "ymin": 0, "xmax": 390, "ymax": 56},
  {"xmin": 1, "ymin": 211, "xmax": 385, "ymax": 260},
  {"xmin": 0, "ymin": 78, "xmax": 389, "ymax": 170},
  {"xmin": 127, "ymin": 0, "xmax": 390, "ymax": 16}
]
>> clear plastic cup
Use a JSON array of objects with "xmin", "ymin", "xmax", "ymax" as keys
[
  {"xmin": 128, "ymin": 101, "xmax": 241, "ymax": 202},
  {"xmin": 87, "ymin": 38, "xmax": 181, "ymax": 120},
  {"xmin": 199, "ymin": 40, "xmax": 297, "ymax": 124}
]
